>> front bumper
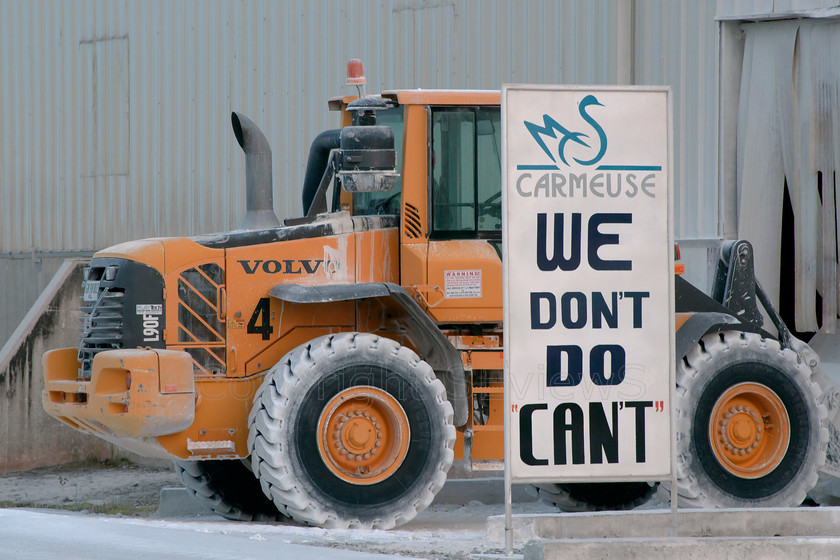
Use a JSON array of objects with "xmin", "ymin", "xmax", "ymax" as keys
[{"xmin": 42, "ymin": 348, "xmax": 195, "ymax": 438}]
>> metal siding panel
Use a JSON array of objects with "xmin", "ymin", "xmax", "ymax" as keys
[
  {"xmin": 2, "ymin": 0, "xmax": 637, "ymax": 254},
  {"xmin": 0, "ymin": 3, "xmax": 8, "ymax": 253},
  {"xmin": 19, "ymin": 1, "xmax": 32, "ymax": 253},
  {"xmin": 716, "ymin": 0, "xmax": 775, "ymax": 19},
  {"xmin": 636, "ymin": 0, "xmax": 719, "ymax": 241},
  {"xmin": 717, "ymin": 0, "xmax": 840, "ymax": 19},
  {"xmin": 1, "ymin": 2, "xmax": 15, "ymax": 253},
  {"xmin": 775, "ymin": 0, "xmax": 840, "ymax": 12},
  {"xmin": 80, "ymin": 37, "xmax": 129, "ymax": 178}
]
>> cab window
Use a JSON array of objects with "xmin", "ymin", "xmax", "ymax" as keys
[
  {"xmin": 430, "ymin": 107, "xmax": 501, "ymax": 239},
  {"xmin": 351, "ymin": 107, "xmax": 404, "ymax": 216}
]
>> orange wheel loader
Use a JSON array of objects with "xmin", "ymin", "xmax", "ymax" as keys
[{"xmin": 42, "ymin": 61, "xmax": 833, "ymax": 527}]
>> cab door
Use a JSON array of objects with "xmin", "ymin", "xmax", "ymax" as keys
[{"xmin": 425, "ymin": 107, "xmax": 503, "ymax": 324}]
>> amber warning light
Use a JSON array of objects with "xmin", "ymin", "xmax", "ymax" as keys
[
  {"xmin": 346, "ymin": 59, "xmax": 366, "ymax": 85},
  {"xmin": 346, "ymin": 58, "xmax": 366, "ymax": 97}
]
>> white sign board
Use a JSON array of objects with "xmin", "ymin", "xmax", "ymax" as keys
[{"xmin": 503, "ymin": 85, "xmax": 674, "ymax": 482}]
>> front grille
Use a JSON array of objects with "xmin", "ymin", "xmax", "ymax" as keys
[
  {"xmin": 177, "ymin": 264, "xmax": 226, "ymax": 375},
  {"xmin": 76, "ymin": 258, "xmax": 166, "ymax": 380},
  {"xmin": 79, "ymin": 271, "xmax": 125, "ymax": 380}
]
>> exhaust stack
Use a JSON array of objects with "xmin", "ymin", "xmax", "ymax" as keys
[{"xmin": 231, "ymin": 112, "xmax": 281, "ymax": 230}]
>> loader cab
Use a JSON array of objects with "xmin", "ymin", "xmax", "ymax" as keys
[{"xmin": 333, "ymin": 90, "xmax": 503, "ymax": 324}]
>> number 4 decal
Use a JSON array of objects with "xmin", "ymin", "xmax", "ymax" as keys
[{"xmin": 247, "ymin": 297, "xmax": 274, "ymax": 340}]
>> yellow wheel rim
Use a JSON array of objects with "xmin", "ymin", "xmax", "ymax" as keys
[
  {"xmin": 316, "ymin": 386, "xmax": 410, "ymax": 485},
  {"xmin": 708, "ymin": 382, "xmax": 790, "ymax": 479}
]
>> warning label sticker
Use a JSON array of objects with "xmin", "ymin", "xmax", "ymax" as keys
[{"xmin": 444, "ymin": 270, "xmax": 482, "ymax": 299}]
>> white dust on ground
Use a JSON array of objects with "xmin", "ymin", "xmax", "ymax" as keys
[{"xmin": 0, "ymin": 461, "xmax": 672, "ymax": 559}]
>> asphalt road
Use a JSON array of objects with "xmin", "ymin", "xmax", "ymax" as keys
[{"xmin": 0, "ymin": 508, "xmax": 426, "ymax": 560}]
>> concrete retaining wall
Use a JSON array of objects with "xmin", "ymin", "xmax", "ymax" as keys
[{"xmin": 0, "ymin": 260, "xmax": 120, "ymax": 474}]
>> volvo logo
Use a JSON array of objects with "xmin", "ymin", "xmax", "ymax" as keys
[{"xmin": 238, "ymin": 259, "xmax": 325, "ymax": 275}]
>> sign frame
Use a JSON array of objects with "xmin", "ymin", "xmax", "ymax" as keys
[{"xmin": 502, "ymin": 84, "xmax": 676, "ymax": 489}]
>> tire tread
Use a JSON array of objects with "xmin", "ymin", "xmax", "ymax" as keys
[
  {"xmin": 249, "ymin": 332, "xmax": 455, "ymax": 529},
  {"xmin": 659, "ymin": 331, "xmax": 828, "ymax": 508}
]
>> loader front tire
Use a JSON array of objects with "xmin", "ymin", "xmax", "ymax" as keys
[
  {"xmin": 248, "ymin": 333, "xmax": 455, "ymax": 529},
  {"xmin": 660, "ymin": 331, "xmax": 827, "ymax": 508},
  {"xmin": 531, "ymin": 482, "xmax": 656, "ymax": 512},
  {"xmin": 173, "ymin": 459, "xmax": 285, "ymax": 521}
]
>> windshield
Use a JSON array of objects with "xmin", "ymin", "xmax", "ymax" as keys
[{"xmin": 351, "ymin": 107, "xmax": 404, "ymax": 216}]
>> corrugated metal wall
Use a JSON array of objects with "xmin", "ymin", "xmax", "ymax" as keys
[
  {"xmin": 0, "ymin": 0, "xmax": 722, "ymax": 342},
  {"xmin": 0, "ymin": 0, "xmax": 632, "ymax": 254},
  {"xmin": 716, "ymin": 0, "xmax": 840, "ymax": 20},
  {"xmin": 636, "ymin": 0, "xmax": 720, "ymax": 241}
]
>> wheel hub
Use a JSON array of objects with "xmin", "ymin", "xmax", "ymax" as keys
[
  {"xmin": 335, "ymin": 410, "xmax": 382, "ymax": 459},
  {"xmin": 317, "ymin": 386, "xmax": 410, "ymax": 485},
  {"xmin": 709, "ymin": 382, "xmax": 790, "ymax": 479},
  {"xmin": 718, "ymin": 405, "xmax": 763, "ymax": 454}
]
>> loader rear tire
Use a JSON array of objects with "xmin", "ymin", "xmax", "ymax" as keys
[
  {"xmin": 173, "ymin": 459, "xmax": 286, "ymax": 521},
  {"xmin": 248, "ymin": 332, "xmax": 455, "ymax": 529},
  {"xmin": 531, "ymin": 482, "xmax": 657, "ymax": 512},
  {"xmin": 660, "ymin": 331, "xmax": 827, "ymax": 508}
]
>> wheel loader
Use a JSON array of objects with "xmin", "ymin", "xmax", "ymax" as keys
[{"xmin": 42, "ymin": 61, "xmax": 838, "ymax": 527}]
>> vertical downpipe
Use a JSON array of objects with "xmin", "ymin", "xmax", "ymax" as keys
[{"xmin": 616, "ymin": 0, "xmax": 635, "ymax": 85}]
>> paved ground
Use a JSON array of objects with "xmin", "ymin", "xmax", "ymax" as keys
[
  {"xmin": 6, "ymin": 461, "xmax": 840, "ymax": 559},
  {"xmin": 0, "ymin": 460, "xmax": 552, "ymax": 559},
  {"xmin": 1, "ymin": 507, "xmax": 441, "ymax": 560}
]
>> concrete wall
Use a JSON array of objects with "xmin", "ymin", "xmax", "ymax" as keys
[
  {"xmin": 0, "ymin": 261, "xmax": 119, "ymax": 474},
  {"xmin": 0, "ymin": 256, "xmax": 91, "ymax": 347}
]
